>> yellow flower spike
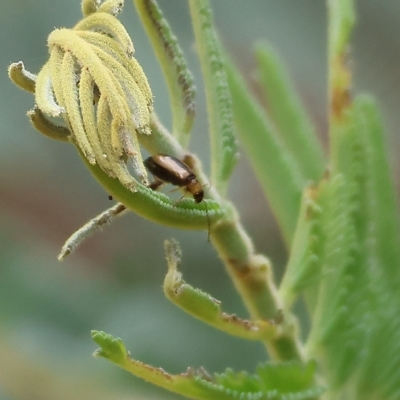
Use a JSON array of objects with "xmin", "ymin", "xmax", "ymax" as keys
[
  {"xmin": 48, "ymin": 46, "xmax": 66, "ymax": 110},
  {"xmin": 46, "ymin": 27, "xmax": 152, "ymax": 185},
  {"xmin": 82, "ymin": 0, "xmax": 124, "ymax": 17},
  {"xmin": 97, "ymin": 0, "xmax": 124, "ymax": 16},
  {"xmin": 93, "ymin": 66, "xmax": 138, "ymax": 158},
  {"xmin": 82, "ymin": 0, "xmax": 125, "ymax": 17},
  {"xmin": 96, "ymin": 94, "xmax": 118, "ymax": 156},
  {"xmin": 11, "ymin": 0, "xmax": 154, "ymax": 194},
  {"xmin": 76, "ymin": 30, "xmax": 153, "ymax": 111},
  {"xmin": 27, "ymin": 106, "xmax": 71, "ymax": 142},
  {"xmin": 124, "ymin": 57, "xmax": 153, "ymax": 109},
  {"xmin": 61, "ymin": 50, "xmax": 97, "ymax": 165},
  {"xmin": 87, "ymin": 42, "xmax": 151, "ymax": 134},
  {"xmin": 78, "ymin": 67, "xmax": 116, "ymax": 176},
  {"xmin": 74, "ymin": 11, "xmax": 135, "ymax": 57},
  {"xmin": 96, "ymin": 96, "xmax": 138, "ymax": 191},
  {"xmin": 81, "ymin": 0, "xmax": 100, "ymax": 17},
  {"xmin": 113, "ymin": 119, "xmax": 137, "ymax": 156},
  {"xmin": 8, "ymin": 61, "xmax": 36, "ymax": 93},
  {"xmin": 35, "ymin": 63, "xmax": 65, "ymax": 118}
]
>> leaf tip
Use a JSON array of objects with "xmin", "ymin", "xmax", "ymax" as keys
[{"xmin": 91, "ymin": 330, "xmax": 128, "ymax": 364}]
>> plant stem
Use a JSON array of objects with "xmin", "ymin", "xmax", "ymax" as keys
[{"xmin": 210, "ymin": 209, "xmax": 304, "ymax": 361}]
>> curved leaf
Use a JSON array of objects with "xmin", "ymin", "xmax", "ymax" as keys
[{"xmin": 189, "ymin": 0, "xmax": 238, "ymax": 195}]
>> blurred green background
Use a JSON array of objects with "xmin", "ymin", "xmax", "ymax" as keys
[{"xmin": 1, "ymin": 1, "xmax": 399, "ymax": 399}]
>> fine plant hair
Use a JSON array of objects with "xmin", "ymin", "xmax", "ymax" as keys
[{"xmin": 9, "ymin": 0, "xmax": 400, "ymax": 399}]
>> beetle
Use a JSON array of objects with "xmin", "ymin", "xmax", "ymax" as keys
[
  {"xmin": 144, "ymin": 154, "xmax": 204, "ymax": 202},
  {"xmin": 145, "ymin": 154, "xmax": 211, "ymax": 239}
]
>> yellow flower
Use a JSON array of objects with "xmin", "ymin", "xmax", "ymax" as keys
[{"xmin": 9, "ymin": 0, "xmax": 153, "ymax": 190}]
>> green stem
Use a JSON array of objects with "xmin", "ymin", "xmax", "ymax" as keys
[
  {"xmin": 210, "ymin": 212, "xmax": 304, "ymax": 361},
  {"xmin": 327, "ymin": 0, "xmax": 356, "ymax": 168}
]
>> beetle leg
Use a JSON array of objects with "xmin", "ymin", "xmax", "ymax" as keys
[{"xmin": 148, "ymin": 178, "xmax": 164, "ymax": 191}]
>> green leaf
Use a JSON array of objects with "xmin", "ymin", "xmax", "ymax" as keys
[
  {"xmin": 306, "ymin": 96, "xmax": 400, "ymax": 398},
  {"xmin": 350, "ymin": 96, "xmax": 400, "ymax": 399},
  {"xmin": 256, "ymin": 360, "xmax": 321, "ymax": 396},
  {"xmin": 189, "ymin": 0, "xmax": 238, "ymax": 195},
  {"xmin": 327, "ymin": 0, "xmax": 355, "ymax": 156},
  {"xmin": 134, "ymin": 0, "xmax": 196, "ymax": 145},
  {"xmin": 215, "ymin": 360, "xmax": 323, "ymax": 399},
  {"xmin": 225, "ymin": 56, "xmax": 306, "ymax": 244},
  {"xmin": 306, "ymin": 101, "xmax": 369, "ymax": 386},
  {"xmin": 355, "ymin": 96, "xmax": 400, "ymax": 284},
  {"xmin": 94, "ymin": 333, "xmax": 323, "ymax": 400},
  {"xmin": 328, "ymin": 0, "xmax": 356, "ymax": 59},
  {"xmin": 279, "ymin": 183, "xmax": 324, "ymax": 309},
  {"xmin": 308, "ymin": 173, "xmax": 366, "ymax": 382},
  {"xmin": 163, "ymin": 239, "xmax": 278, "ymax": 341},
  {"xmin": 254, "ymin": 42, "xmax": 325, "ymax": 183},
  {"xmin": 91, "ymin": 330, "xmax": 128, "ymax": 365}
]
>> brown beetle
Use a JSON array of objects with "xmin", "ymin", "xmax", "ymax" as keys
[{"xmin": 144, "ymin": 154, "xmax": 204, "ymax": 202}]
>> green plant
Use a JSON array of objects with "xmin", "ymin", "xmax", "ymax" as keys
[{"xmin": 8, "ymin": 0, "xmax": 400, "ymax": 399}]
